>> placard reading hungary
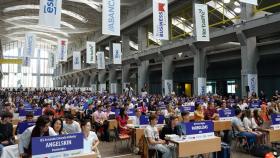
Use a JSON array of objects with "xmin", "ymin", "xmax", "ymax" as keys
[
  {"xmin": 39, "ymin": 0, "xmax": 62, "ymax": 28},
  {"xmin": 194, "ymin": 4, "xmax": 210, "ymax": 41},
  {"xmin": 153, "ymin": 0, "xmax": 169, "ymax": 40},
  {"xmin": 73, "ymin": 51, "xmax": 81, "ymax": 70},
  {"xmin": 86, "ymin": 41, "xmax": 96, "ymax": 64},
  {"xmin": 102, "ymin": 0, "xmax": 120, "ymax": 36},
  {"xmin": 57, "ymin": 39, "xmax": 68, "ymax": 62}
]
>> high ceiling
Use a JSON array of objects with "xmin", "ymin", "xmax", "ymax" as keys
[{"xmin": 0, "ymin": 0, "xmax": 141, "ymax": 45}]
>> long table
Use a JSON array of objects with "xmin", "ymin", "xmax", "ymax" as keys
[
  {"xmin": 108, "ymin": 119, "xmax": 133, "ymax": 130},
  {"xmin": 70, "ymin": 152, "xmax": 97, "ymax": 158},
  {"xmin": 169, "ymin": 137, "xmax": 221, "ymax": 157},
  {"xmin": 213, "ymin": 120, "xmax": 232, "ymax": 132},
  {"xmin": 263, "ymin": 129, "xmax": 280, "ymax": 143}
]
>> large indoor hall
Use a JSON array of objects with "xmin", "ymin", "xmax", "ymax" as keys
[{"xmin": 0, "ymin": 0, "xmax": 280, "ymax": 158}]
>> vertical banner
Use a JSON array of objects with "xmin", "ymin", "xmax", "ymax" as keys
[
  {"xmin": 57, "ymin": 39, "xmax": 68, "ymax": 62},
  {"xmin": 110, "ymin": 83, "xmax": 117, "ymax": 93},
  {"xmin": 197, "ymin": 77, "xmax": 206, "ymax": 96},
  {"xmin": 48, "ymin": 51, "xmax": 55, "ymax": 68},
  {"xmin": 22, "ymin": 57, "xmax": 31, "ymax": 67},
  {"xmin": 102, "ymin": 0, "xmax": 120, "ymax": 36},
  {"xmin": 248, "ymin": 74, "xmax": 258, "ymax": 96},
  {"xmin": 86, "ymin": 41, "xmax": 96, "ymax": 64},
  {"xmin": 92, "ymin": 84, "xmax": 97, "ymax": 92},
  {"xmin": 113, "ymin": 43, "xmax": 122, "ymax": 64},
  {"xmin": 97, "ymin": 51, "xmax": 105, "ymax": 69},
  {"xmin": 239, "ymin": 0, "xmax": 258, "ymax": 5},
  {"xmin": 73, "ymin": 51, "xmax": 81, "ymax": 70},
  {"xmin": 39, "ymin": 0, "xmax": 62, "ymax": 28},
  {"xmin": 99, "ymin": 84, "xmax": 106, "ymax": 93},
  {"xmin": 153, "ymin": 0, "xmax": 169, "ymax": 40},
  {"xmin": 164, "ymin": 80, "xmax": 173, "ymax": 96},
  {"xmin": 24, "ymin": 33, "xmax": 36, "ymax": 57},
  {"xmin": 194, "ymin": 4, "xmax": 210, "ymax": 42}
]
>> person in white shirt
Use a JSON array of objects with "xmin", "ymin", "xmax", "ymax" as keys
[
  {"xmin": 19, "ymin": 115, "xmax": 57, "ymax": 158},
  {"xmin": 63, "ymin": 113, "xmax": 81, "ymax": 134},
  {"xmin": 81, "ymin": 119, "xmax": 100, "ymax": 158},
  {"xmin": 132, "ymin": 108, "xmax": 141, "ymax": 125}
]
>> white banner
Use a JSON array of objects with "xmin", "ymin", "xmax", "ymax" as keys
[
  {"xmin": 110, "ymin": 83, "xmax": 117, "ymax": 94},
  {"xmin": 197, "ymin": 77, "xmax": 206, "ymax": 96},
  {"xmin": 91, "ymin": 84, "xmax": 97, "ymax": 92},
  {"xmin": 39, "ymin": 0, "xmax": 62, "ymax": 28},
  {"xmin": 57, "ymin": 39, "xmax": 68, "ymax": 62},
  {"xmin": 22, "ymin": 56, "xmax": 31, "ymax": 67},
  {"xmin": 153, "ymin": 0, "xmax": 169, "ymax": 40},
  {"xmin": 239, "ymin": 0, "xmax": 258, "ymax": 5},
  {"xmin": 73, "ymin": 51, "xmax": 81, "ymax": 70},
  {"xmin": 86, "ymin": 41, "xmax": 96, "ymax": 64},
  {"xmin": 48, "ymin": 51, "xmax": 55, "ymax": 68},
  {"xmin": 99, "ymin": 84, "xmax": 106, "ymax": 93},
  {"xmin": 248, "ymin": 74, "xmax": 258, "ymax": 96},
  {"xmin": 102, "ymin": 0, "xmax": 120, "ymax": 36},
  {"xmin": 24, "ymin": 33, "xmax": 36, "ymax": 57},
  {"xmin": 194, "ymin": 4, "xmax": 210, "ymax": 41},
  {"xmin": 97, "ymin": 51, "xmax": 105, "ymax": 69},
  {"xmin": 164, "ymin": 80, "xmax": 173, "ymax": 96},
  {"xmin": 113, "ymin": 43, "xmax": 122, "ymax": 64}
]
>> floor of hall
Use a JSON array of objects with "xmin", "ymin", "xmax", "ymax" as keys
[{"xmin": 98, "ymin": 141, "xmax": 259, "ymax": 158}]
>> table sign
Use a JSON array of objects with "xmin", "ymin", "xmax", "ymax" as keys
[
  {"xmin": 19, "ymin": 108, "xmax": 42, "ymax": 117},
  {"xmin": 140, "ymin": 115, "xmax": 149, "ymax": 125},
  {"xmin": 271, "ymin": 114, "xmax": 280, "ymax": 130},
  {"xmin": 179, "ymin": 106, "xmax": 195, "ymax": 115},
  {"xmin": 249, "ymin": 100, "xmax": 261, "ymax": 109},
  {"xmin": 218, "ymin": 109, "xmax": 235, "ymax": 121},
  {"xmin": 158, "ymin": 115, "xmax": 165, "ymax": 124},
  {"xmin": 127, "ymin": 109, "xmax": 136, "ymax": 116},
  {"xmin": 18, "ymin": 121, "xmax": 36, "ymax": 134},
  {"xmin": 32, "ymin": 133, "xmax": 83, "ymax": 158},
  {"xmin": 185, "ymin": 121, "xmax": 214, "ymax": 141}
]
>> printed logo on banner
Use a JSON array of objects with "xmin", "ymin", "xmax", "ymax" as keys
[
  {"xmin": 218, "ymin": 109, "xmax": 235, "ymax": 121},
  {"xmin": 58, "ymin": 39, "xmax": 68, "ymax": 62},
  {"xmin": 97, "ymin": 51, "xmax": 105, "ymax": 69},
  {"xmin": 32, "ymin": 133, "xmax": 83, "ymax": 158},
  {"xmin": 194, "ymin": 4, "xmax": 210, "ymax": 41},
  {"xmin": 271, "ymin": 114, "xmax": 280, "ymax": 130},
  {"xmin": 86, "ymin": 42, "xmax": 96, "ymax": 64},
  {"xmin": 248, "ymin": 74, "xmax": 258, "ymax": 96},
  {"xmin": 102, "ymin": 0, "xmax": 120, "ymax": 36},
  {"xmin": 185, "ymin": 121, "xmax": 214, "ymax": 141},
  {"xmin": 153, "ymin": 0, "xmax": 169, "ymax": 40},
  {"xmin": 73, "ymin": 51, "xmax": 81, "ymax": 70},
  {"xmin": 39, "ymin": 0, "xmax": 62, "ymax": 28},
  {"xmin": 24, "ymin": 33, "xmax": 36, "ymax": 57},
  {"xmin": 113, "ymin": 43, "xmax": 122, "ymax": 64}
]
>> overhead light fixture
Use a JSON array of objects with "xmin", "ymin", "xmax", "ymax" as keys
[
  {"xmin": 129, "ymin": 41, "xmax": 138, "ymax": 50},
  {"xmin": 234, "ymin": 7, "xmax": 241, "ymax": 13},
  {"xmin": 105, "ymin": 46, "xmax": 109, "ymax": 51},
  {"xmin": 234, "ymin": 1, "xmax": 240, "ymax": 6},
  {"xmin": 223, "ymin": 0, "xmax": 230, "ymax": 4},
  {"xmin": 3, "ymin": 5, "xmax": 88, "ymax": 23}
]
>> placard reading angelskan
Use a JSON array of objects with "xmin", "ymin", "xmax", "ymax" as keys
[{"xmin": 32, "ymin": 133, "xmax": 83, "ymax": 158}]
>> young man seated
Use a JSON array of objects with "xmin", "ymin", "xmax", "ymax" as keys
[
  {"xmin": 179, "ymin": 111, "xmax": 190, "ymax": 135},
  {"xmin": 0, "ymin": 112, "xmax": 14, "ymax": 156},
  {"xmin": 144, "ymin": 114, "xmax": 172, "ymax": 158},
  {"xmin": 159, "ymin": 115, "xmax": 180, "ymax": 140}
]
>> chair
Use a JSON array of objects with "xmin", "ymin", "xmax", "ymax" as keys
[
  {"xmin": 113, "ymin": 127, "xmax": 131, "ymax": 153},
  {"xmin": 143, "ymin": 136, "xmax": 160, "ymax": 158},
  {"xmin": 231, "ymin": 127, "xmax": 250, "ymax": 152}
]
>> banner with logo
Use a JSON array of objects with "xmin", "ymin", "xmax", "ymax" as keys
[
  {"xmin": 185, "ymin": 121, "xmax": 214, "ymax": 141},
  {"xmin": 218, "ymin": 109, "xmax": 235, "ymax": 121},
  {"xmin": 110, "ymin": 83, "xmax": 117, "ymax": 94},
  {"xmin": 99, "ymin": 84, "xmax": 106, "ymax": 93},
  {"xmin": 248, "ymin": 74, "xmax": 258, "ymax": 97},
  {"xmin": 197, "ymin": 77, "xmax": 206, "ymax": 96},
  {"xmin": 164, "ymin": 80, "xmax": 173, "ymax": 96},
  {"xmin": 179, "ymin": 106, "xmax": 195, "ymax": 116},
  {"xmin": 102, "ymin": 0, "xmax": 120, "ymax": 36},
  {"xmin": 39, "ymin": 0, "xmax": 62, "ymax": 28},
  {"xmin": 73, "ymin": 51, "xmax": 81, "ymax": 70},
  {"xmin": 153, "ymin": 0, "xmax": 169, "ymax": 40},
  {"xmin": 194, "ymin": 4, "xmax": 209, "ymax": 41},
  {"xmin": 91, "ymin": 84, "xmax": 97, "ymax": 92},
  {"xmin": 249, "ymin": 100, "xmax": 261, "ymax": 109},
  {"xmin": 239, "ymin": 0, "xmax": 258, "ymax": 5},
  {"xmin": 22, "ymin": 56, "xmax": 31, "ymax": 67},
  {"xmin": 113, "ymin": 43, "xmax": 122, "ymax": 64},
  {"xmin": 19, "ymin": 108, "xmax": 42, "ymax": 117},
  {"xmin": 271, "ymin": 114, "xmax": 280, "ymax": 130},
  {"xmin": 24, "ymin": 33, "xmax": 36, "ymax": 57},
  {"xmin": 97, "ymin": 51, "xmax": 105, "ymax": 69},
  {"xmin": 32, "ymin": 133, "xmax": 83, "ymax": 158},
  {"xmin": 18, "ymin": 122, "xmax": 36, "ymax": 134},
  {"xmin": 57, "ymin": 39, "xmax": 68, "ymax": 62},
  {"xmin": 48, "ymin": 51, "xmax": 55, "ymax": 68},
  {"xmin": 86, "ymin": 41, "xmax": 96, "ymax": 64}
]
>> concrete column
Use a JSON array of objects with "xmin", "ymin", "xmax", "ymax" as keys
[
  {"xmin": 90, "ymin": 72, "xmax": 98, "ymax": 92},
  {"xmin": 77, "ymin": 75, "xmax": 83, "ymax": 87},
  {"xmin": 138, "ymin": 25, "xmax": 148, "ymax": 51},
  {"xmin": 122, "ymin": 65, "xmax": 130, "ymax": 92},
  {"xmin": 137, "ymin": 60, "xmax": 149, "ymax": 94},
  {"xmin": 121, "ymin": 34, "xmax": 130, "ymax": 57},
  {"xmin": 109, "ymin": 67, "xmax": 118, "ymax": 94},
  {"xmin": 162, "ymin": 55, "xmax": 174, "ymax": 96},
  {"xmin": 82, "ymin": 73, "xmax": 91, "ymax": 87},
  {"xmin": 98, "ymin": 70, "xmax": 107, "ymax": 92},
  {"xmin": 191, "ymin": 45, "xmax": 207, "ymax": 96}
]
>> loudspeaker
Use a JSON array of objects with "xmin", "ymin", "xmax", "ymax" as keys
[{"xmin": 245, "ymin": 86, "xmax": 250, "ymax": 92}]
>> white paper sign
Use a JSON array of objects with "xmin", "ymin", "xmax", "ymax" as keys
[
  {"xmin": 164, "ymin": 80, "xmax": 173, "ymax": 96},
  {"xmin": 86, "ymin": 42, "xmax": 96, "ymax": 64},
  {"xmin": 92, "ymin": 84, "xmax": 97, "ymax": 92},
  {"xmin": 153, "ymin": 0, "xmax": 169, "ymax": 40},
  {"xmin": 73, "ymin": 51, "xmax": 81, "ymax": 70},
  {"xmin": 110, "ymin": 83, "xmax": 117, "ymax": 93},
  {"xmin": 248, "ymin": 74, "xmax": 258, "ymax": 96},
  {"xmin": 197, "ymin": 77, "xmax": 206, "ymax": 96},
  {"xmin": 39, "ymin": 0, "xmax": 62, "ymax": 28},
  {"xmin": 24, "ymin": 33, "xmax": 36, "ymax": 57},
  {"xmin": 102, "ymin": 0, "xmax": 120, "ymax": 36},
  {"xmin": 57, "ymin": 39, "xmax": 68, "ymax": 62},
  {"xmin": 97, "ymin": 51, "xmax": 105, "ymax": 69},
  {"xmin": 113, "ymin": 43, "xmax": 122, "ymax": 64},
  {"xmin": 195, "ymin": 4, "xmax": 210, "ymax": 41},
  {"xmin": 239, "ymin": 0, "xmax": 258, "ymax": 5},
  {"xmin": 99, "ymin": 84, "xmax": 106, "ymax": 93}
]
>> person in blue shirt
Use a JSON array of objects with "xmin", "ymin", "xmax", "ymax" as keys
[{"xmin": 179, "ymin": 111, "xmax": 190, "ymax": 135}]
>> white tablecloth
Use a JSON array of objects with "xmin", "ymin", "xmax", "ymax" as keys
[{"xmin": 1, "ymin": 144, "xmax": 19, "ymax": 158}]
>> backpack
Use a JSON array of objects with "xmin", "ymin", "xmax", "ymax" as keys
[{"xmin": 251, "ymin": 145, "xmax": 277, "ymax": 157}]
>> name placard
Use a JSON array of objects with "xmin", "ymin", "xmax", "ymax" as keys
[{"xmin": 185, "ymin": 121, "xmax": 214, "ymax": 141}]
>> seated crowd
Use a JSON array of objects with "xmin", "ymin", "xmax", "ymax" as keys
[{"xmin": 0, "ymin": 88, "xmax": 280, "ymax": 158}]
